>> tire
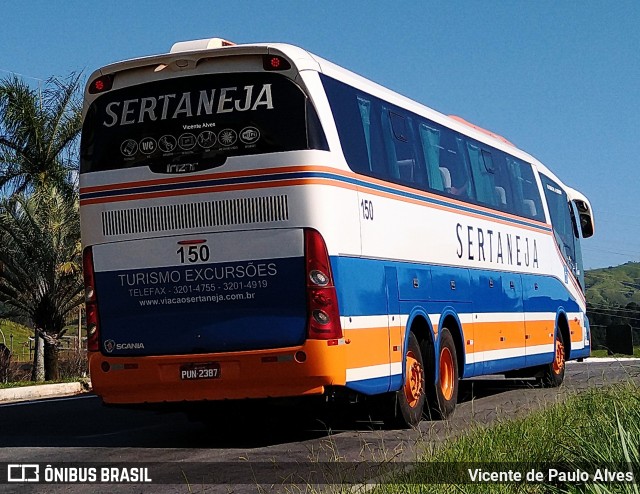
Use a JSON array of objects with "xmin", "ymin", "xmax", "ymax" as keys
[
  {"xmin": 540, "ymin": 328, "xmax": 566, "ymax": 388},
  {"xmin": 425, "ymin": 327, "xmax": 458, "ymax": 420},
  {"xmin": 385, "ymin": 332, "xmax": 426, "ymax": 428}
]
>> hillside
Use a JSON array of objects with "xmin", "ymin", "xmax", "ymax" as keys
[
  {"xmin": 0, "ymin": 319, "xmax": 32, "ymax": 360},
  {"xmin": 585, "ymin": 262, "xmax": 640, "ymax": 307},
  {"xmin": 585, "ymin": 262, "xmax": 640, "ymax": 350}
]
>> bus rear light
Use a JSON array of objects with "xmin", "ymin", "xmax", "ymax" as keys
[
  {"xmin": 311, "ymin": 290, "xmax": 332, "ymax": 307},
  {"xmin": 304, "ymin": 229, "xmax": 343, "ymax": 340},
  {"xmin": 312, "ymin": 309, "xmax": 330, "ymax": 325},
  {"xmin": 85, "ymin": 286, "xmax": 95, "ymax": 302},
  {"xmin": 88, "ymin": 74, "xmax": 114, "ymax": 94},
  {"xmin": 82, "ymin": 247, "xmax": 101, "ymax": 352},
  {"xmin": 263, "ymin": 55, "xmax": 291, "ymax": 71},
  {"xmin": 309, "ymin": 270, "xmax": 329, "ymax": 286}
]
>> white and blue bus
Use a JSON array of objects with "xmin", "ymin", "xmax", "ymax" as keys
[{"xmin": 80, "ymin": 37, "xmax": 594, "ymax": 427}]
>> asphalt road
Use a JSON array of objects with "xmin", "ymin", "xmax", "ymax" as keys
[{"xmin": 0, "ymin": 358, "xmax": 639, "ymax": 493}]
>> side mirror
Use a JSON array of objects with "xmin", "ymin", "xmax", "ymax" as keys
[{"xmin": 566, "ymin": 187, "xmax": 595, "ymax": 238}]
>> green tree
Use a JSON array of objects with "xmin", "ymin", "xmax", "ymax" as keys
[
  {"xmin": 0, "ymin": 187, "xmax": 83, "ymax": 380},
  {"xmin": 0, "ymin": 73, "xmax": 82, "ymax": 198},
  {"xmin": 0, "ymin": 73, "xmax": 83, "ymax": 381}
]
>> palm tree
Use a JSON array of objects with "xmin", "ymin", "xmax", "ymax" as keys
[
  {"xmin": 0, "ymin": 73, "xmax": 82, "ymax": 198},
  {"xmin": 0, "ymin": 72, "xmax": 83, "ymax": 380},
  {"xmin": 0, "ymin": 187, "xmax": 83, "ymax": 380}
]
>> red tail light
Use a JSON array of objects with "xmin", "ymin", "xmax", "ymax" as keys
[
  {"xmin": 304, "ymin": 229, "xmax": 342, "ymax": 340},
  {"xmin": 88, "ymin": 74, "xmax": 114, "ymax": 94},
  {"xmin": 262, "ymin": 55, "xmax": 291, "ymax": 71},
  {"xmin": 82, "ymin": 247, "xmax": 100, "ymax": 351}
]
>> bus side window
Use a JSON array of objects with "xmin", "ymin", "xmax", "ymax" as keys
[
  {"xmin": 489, "ymin": 151, "xmax": 515, "ymax": 213},
  {"xmin": 357, "ymin": 96, "xmax": 389, "ymax": 179},
  {"xmin": 418, "ymin": 123, "xmax": 445, "ymax": 192},
  {"xmin": 321, "ymin": 75, "xmax": 370, "ymax": 173},
  {"xmin": 356, "ymin": 96, "xmax": 373, "ymax": 171},
  {"xmin": 382, "ymin": 109, "xmax": 421, "ymax": 186},
  {"xmin": 506, "ymin": 157, "xmax": 544, "ymax": 220},
  {"xmin": 439, "ymin": 130, "xmax": 474, "ymax": 200},
  {"xmin": 465, "ymin": 143, "xmax": 497, "ymax": 207}
]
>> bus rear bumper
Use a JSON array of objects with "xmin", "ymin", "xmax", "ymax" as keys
[{"xmin": 89, "ymin": 340, "xmax": 347, "ymax": 405}]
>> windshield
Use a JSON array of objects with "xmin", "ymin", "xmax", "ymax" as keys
[
  {"xmin": 80, "ymin": 72, "xmax": 327, "ymax": 174},
  {"xmin": 541, "ymin": 174, "xmax": 584, "ymax": 288}
]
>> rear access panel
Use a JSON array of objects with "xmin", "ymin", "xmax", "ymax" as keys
[{"xmin": 92, "ymin": 229, "xmax": 306, "ymax": 356}]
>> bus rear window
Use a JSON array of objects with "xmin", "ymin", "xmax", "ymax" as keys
[{"xmin": 80, "ymin": 72, "xmax": 327, "ymax": 174}]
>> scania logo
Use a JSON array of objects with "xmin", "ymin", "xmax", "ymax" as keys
[
  {"xmin": 103, "ymin": 339, "xmax": 145, "ymax": 352},
  {"xmin": 239, "ymin": 126, "xmax": 260, "ymax": 144},
  {"xmin": 104, "ymin": 339, "xmax": 116, "ymax": 353}
]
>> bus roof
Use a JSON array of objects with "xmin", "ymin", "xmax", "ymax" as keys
[
  {"xmin": 88, "ymin": 39, "xmax": 522, "ymax": 155},
  {"xmin": 86, "ymin": 37, "xmax": 579, "ymax": 200}
]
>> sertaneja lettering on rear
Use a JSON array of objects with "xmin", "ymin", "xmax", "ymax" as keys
[{"xmin": 102, "ymin": 84, "xmax": 274, "ymax": 127}]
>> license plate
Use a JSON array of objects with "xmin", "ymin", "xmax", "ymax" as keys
[{"xmin": 180, "ymin": 362, "xmax": 221, "ymax": 380}]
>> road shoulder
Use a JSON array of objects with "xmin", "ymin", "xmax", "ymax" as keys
[{"xmin": 0, "ymin": 381, "xmax": 90, "ymax": 404}]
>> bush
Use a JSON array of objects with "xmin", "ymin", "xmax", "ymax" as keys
[
  {"xmin": 58, "ymin": 348, "xmax": 88, "ymax": 380},
  {"xmin": 3, "ymin": 348, "xmax": 87, "ymax": 383}
]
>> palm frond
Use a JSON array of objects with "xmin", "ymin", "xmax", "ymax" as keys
[
  {"xmin": 0, "ymin": 188, "xmax": 83, "ymax": 334},
  {"xmin": 0, "ymin": 73, "xmax": 82, "ymax": 197}
]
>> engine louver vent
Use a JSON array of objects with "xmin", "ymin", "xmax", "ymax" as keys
[{"xmin": 101, "ymin": 194, "xmax": 289, "ymax": 236}]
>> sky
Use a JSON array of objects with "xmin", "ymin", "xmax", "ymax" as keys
[{"xmin": 1, "ymin": 1, "xmax": 638, "ymax": 270}]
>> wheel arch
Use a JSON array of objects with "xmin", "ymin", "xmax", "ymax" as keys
[
  {"xmin": 556, "ymin": 309, "xmax": 571, "ymax": 361},
  {"xmin": 439, "ymin": 311, "xmax": 465, "ymax": 379},
  {"xmin": 405, "ymin": 310, "xmax": 434, "ymax": 349}
]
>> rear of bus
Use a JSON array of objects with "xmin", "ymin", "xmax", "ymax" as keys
[{"xmin": 80, "ymin": 39, "xmax": 351, "ymax": 406}]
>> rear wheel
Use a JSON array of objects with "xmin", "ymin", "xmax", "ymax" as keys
[
  {"xmin": 425, "ymin": 327, "xmax": 458, "ymax": 419},
  {"xmin": 385, "ymin": 332, "xmax": 426, "ymax": 428},
  {"xmin": 540, "ymin": 328, "xmax": 566, "ymax": 388}
]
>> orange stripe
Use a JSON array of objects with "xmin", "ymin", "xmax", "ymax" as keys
[
  {"xmin": 344, "ymin": 327, "xmax": 392, "ymax": 368},
  {"xmin": 462, "ymin": 319, "xmax": 559, "ymax": 354},
  {"xmin": 81, "ymin": 165, "xmax": 345, "ymax": 194},
  {"xmin": 80, "ymin": 165, "xmax": 551, "ymax": 232},
  {"xmin": 569, "ymin": 318, "xmax": 583, "ymax": 342},
  {"xmin": 80, "ymin": 177, "xmax": 360, "ymax": 206},
  {"xmin": 525, "ymin": 320, "xmax": 556, "ymax": 346},
  {"xmin": 472, "ymin": 321, "xmax": 526, "ymax": 352}
]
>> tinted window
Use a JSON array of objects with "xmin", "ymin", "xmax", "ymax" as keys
[
  {"xmin": 541, "ymin": 174, "xmax": 576, "ymax": 266},
  {"xmin": 322, "ymin": 74, "xmax": 544, "ymax": 222},
  {"xmin": 81, "ymin": 73, "xmax": 327, "ymax": 174},
  {"xmin": 506, "ymin": 156, "xmax": 545, "ymax": 220},
  {"xmin": 384, "ymin": 110, "xmax": 423, "ymax": 186}
]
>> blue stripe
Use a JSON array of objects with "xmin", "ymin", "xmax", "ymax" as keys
[
  {"xmin": 346, "ymin": 375, "xmax": 398, "ymax": 395},
  {"xmin": 81, "ymin": 170, "xmax": 551, "ymax": 232},
  {"xmin": 331, "ymin": 256, "xmax": 580, "ymax": 318},
  {"xmin": 333, "ymin": 255, "xmax": 582, "ymax": 384},
  {"xmin": 482, "ymin": 355, "xmax": 528, "ymax": 374}
]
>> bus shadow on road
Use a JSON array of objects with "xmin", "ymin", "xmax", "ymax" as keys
[
  {"xmin": 457, "ymin": 377, "xmax": 539, "ymax": 404},
  {"xmin": 0, "ymin": 379, "xmax": 540, "ymax": 450}
]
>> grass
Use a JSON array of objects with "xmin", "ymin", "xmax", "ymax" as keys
[
  {"xmin": 0, "ymin": 319, "xmax": 32, "ymax": 358},
  {"xmin": 590, "ymin": 347, "xmax": 640, "ymax": 358},
  {"xmin": 370, "ymin": 383, "xmax": 640, "ymax": 494},
  {"xmin": 0, "ymin": 377, "xmax": 84, "ymax": 390},
  {"xmin": 0, "ymin": 317, "xmax": 82, "ymax": 362}
]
